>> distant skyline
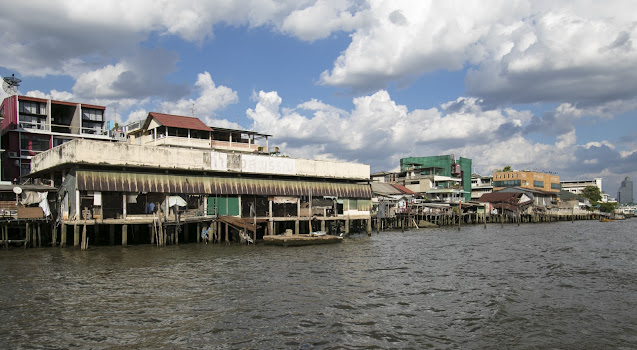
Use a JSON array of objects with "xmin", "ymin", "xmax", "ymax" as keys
[{"xmin": 1, "ymin": 1, "xmax": 636, "ymax": 197}]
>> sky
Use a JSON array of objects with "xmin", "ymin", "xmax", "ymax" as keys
[{"xmin": 1, "ymin": 0, "xmax": 636, "ymax": 198}]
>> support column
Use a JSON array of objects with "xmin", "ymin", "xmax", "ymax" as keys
[
  {"xmin": 197, "ymin": 223, "xmax": 201, "ymax": 243},
  {"xmin": 52, "ymin": 224, "xmax": 57, "ymax": 247},
  {"xmin": 366, "ymin": 218, "xmax": 372, "ymax": 236},
  {"xmin": 149, "ymin": 224, "xmax": 154, "ymax": 245},
  {"xmin": 74, "ymin": 225, "xmax": 80, "ymax": 247},
  {"xmin": 122, "ymin": 193, "xmax": 127, "ymax": 219},
  {"xmin": 321, "ymin": 219, "xmax": 325, "ymax": 232},
  {"xmin": 37, "ymin": 224, "xmax": 42, "ymax": 247},
  {"xmin": 61, "ymin": 224, "xmax": 67, "ymax": 248},
  {"xmin": 345, "ymin": 218, "xmax": 350, "ymax": 238},
  {"xmin": 24, "ymin": 222, "xmax": 30, "ymax": 248},
  {"xmin": 225, "ymin": 222, "xmax": 229, "ymax": 243},
  {"xmin": 122, "ymin": 224, "xmax": 128, "ymax": 246},
  {"xmin": 295, "ymin": 220, "xmax": 300, "ymax": 235},
  {"xmin": 269, "ymin": 200, "xmax": 274, "ymax": 236}
]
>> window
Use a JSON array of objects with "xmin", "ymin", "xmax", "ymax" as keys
[
  {"xmin": 494, "ymin": 180, "xmax": 521, "ymax": 187},
  {"xmin": 533, "ymin": 180, "xmax": 544, "ymax": 188},
  {"xmin": 82, "ymin": 108, "xmax": 103, "ymax": 122},
  {"xmin": 20, "ymin": 163, "xmax": 31, "ymax": 176},
  {"xmin": 20, "ymin": 101, "xmax": 46, "ymax": 115},
  {"xmin": 551, "ymin": 183, "xmax": 561, "ymax": 190}
]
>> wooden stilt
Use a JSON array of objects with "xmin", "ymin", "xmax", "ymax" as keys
[
  {"xmin": 51, "ymin": 223, "xmax": 57, "ymax": 247},
  {"xmin": 81, "ymin": 223, "xmax": 87, "ymax": 251},
  {"xmin": 61, "ymin": 224, "xmax": 67, "ymax": 248},
  {"xmin": 122, "ymin": 224, "xmax": 128, "ymax": 246},
  {"xmin": 74, "ymin": 225, "xmax": 80, "ymax": 247}
]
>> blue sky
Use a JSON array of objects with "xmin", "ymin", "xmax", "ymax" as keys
[{"xmin": 1, "ymin": 0, "xmax": 636, "ymax": 199}]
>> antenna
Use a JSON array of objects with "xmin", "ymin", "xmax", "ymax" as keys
[
  {"xmin": 2, "ymin": 74, "xmax": 21, "ymax": 95},
  {"xmin": 191, "ymin": 102, "xmax": 195, "ymax": 118}
]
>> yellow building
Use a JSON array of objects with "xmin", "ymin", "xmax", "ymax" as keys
[{"xmin": 492, "ymin": 170, "xmax": 560, "ymax": 193}]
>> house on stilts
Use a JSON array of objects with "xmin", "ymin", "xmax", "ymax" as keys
[{"xmin": 26, "ymin": 112, "xmax": 372, "ymax": 247}]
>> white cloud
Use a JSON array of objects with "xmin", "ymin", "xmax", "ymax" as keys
[
  {"xmin": 280, "ymin": 0, "xmax": 363, "ymax": 41},
  {"xmin": 158, "ymin": 71, "xmax": 238, "ymax": 119}
]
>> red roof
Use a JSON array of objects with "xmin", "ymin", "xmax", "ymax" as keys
[
  {"xmin": 147, "ymin": 112, "xmax": 212, "ymax": 132},
  {"xmin": 391, "ymin": 184, "xmax": 415, "ymax": 195}
]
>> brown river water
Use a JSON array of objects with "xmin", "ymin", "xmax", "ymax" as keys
[{"xmin": 1, "ymin": 219, "xmax": 636, "ymax": 349}]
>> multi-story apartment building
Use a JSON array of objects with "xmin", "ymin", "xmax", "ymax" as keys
[
  {"xmin": 560, "ymin": 178, "xmax": 602, "ymax": 195},
  {"xmin": 493, "ymin": 170, "xmax": 560, "ymax": 193},
  {"xmin": 399, "ymin": 155, "xmax": 472, "ymax": 202},
  {"xmin": 0, "ymin": 95, "xmax": 121, "ymax": 181},
  {"xmin": 471, "ymin": 174, "xmax": 493, "ymax": 200}
]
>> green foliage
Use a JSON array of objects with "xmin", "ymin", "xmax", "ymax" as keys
[
  {"xmin": 598, "ymin": 202, "xmax": 617, "ymax": 213},
  {"xmin": 502, "ymin": 165, "xmax": 512, "ymax": 172},
  {"xmin": 582, "ymin": 186, "xmax": 602, "ymax": 203}
]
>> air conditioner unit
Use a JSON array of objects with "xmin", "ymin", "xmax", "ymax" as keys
[{"xmin": 8, "ymin": 152, "xmax": 17, "ymax": 158}]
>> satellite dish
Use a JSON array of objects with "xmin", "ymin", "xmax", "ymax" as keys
[
  {"xmin": 2, "ymin": 74, "xmax": 21, "ymax": 96},
  {"xmin": 13, "ymin": 186, "xmax": 22, "ymax": 195}
]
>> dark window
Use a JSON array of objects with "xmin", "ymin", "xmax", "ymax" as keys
[
  {"xmin": 551, "ymin": 183, "xmax": 561, "ymax": 190},
  {"xmin": 494, "ymin": 180, "xmax": 521, "ymax": 187},
  {"xmin": 534, "ymin": 180, "xmax": 544, "ymax": 188}
]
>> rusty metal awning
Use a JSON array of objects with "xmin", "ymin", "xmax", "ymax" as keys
[{"xmin": 76, "ymin": 171, "xmax": 371, "ymax": 198}]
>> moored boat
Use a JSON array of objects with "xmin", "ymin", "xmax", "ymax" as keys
[{"xmin": 263, "ymin": 233, "xmax": 343, "ymax": 247}]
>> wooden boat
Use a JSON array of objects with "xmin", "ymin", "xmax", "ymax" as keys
[
  {"xmin": 600, "ymin": 218, "xmax": 615, "ymax": 222},
  {"xmin": 263, "ymin": 233, "xmax": 343, "ymax": 247}
]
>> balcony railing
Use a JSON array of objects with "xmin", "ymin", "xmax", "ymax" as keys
[
  {"xmin": 144, "ymin": 136, "xmax": 260, "ymax": 151},
  {"xmin": 17, "ymin": 120, "xmax": 110, "ymax": 137}
]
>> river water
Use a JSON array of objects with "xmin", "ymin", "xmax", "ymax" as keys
[{"xmin": 1, "ymin": 219, "xmax": 636, "ymax": 349}]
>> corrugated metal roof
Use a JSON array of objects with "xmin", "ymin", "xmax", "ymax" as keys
[
  {"xmin": 391, "ymin": 184, "xmax": 414, "ymax": 194},
  {"xmin": 371, "ymin": 182, "xmax": 404, "ymax": 196},
  {"xmin": 478, "ymin": 192, "xmax": 521, "ymax": 203},
  {"xmin": 76, "ymin": 171, "xmax": 372, "ymax": 198},
  {"xmin": 147, "ymin": 112, "xmax": 213, "ymax": 132}
]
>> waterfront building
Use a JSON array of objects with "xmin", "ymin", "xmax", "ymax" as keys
[
  {"xmin": 471, "ymin": 174, "xmax": 493, "ymax": 200},
  {"xmin": 126, "ymin": 112, "xmax": 271, "ymax": 153},
  {"xmin": 399, "ymin": 155, "xmax": 472, "ymax": 202},
  {"xmin": 0, "ymin": 95, "xmax": 123, "ymax": 181},
  {"xmin": 498, "ymin": 187, "xmax": 559, "ymax": 208},
  {"xmin": 493, "ymin": 170, "xmax": 560, "ymax": 193},
  {"xmin": 560, "ymin": 178, "xmax": 602, "ymax": 195},
  {"xmin": 27, "ymin": 112, "xmax": 372, "ymax": 246},
  {"xmin": 370, "ymin": 171, "xmax": 398, "ymax": 183},
  {"xmin": 371, "ymin": 182, "xmax": 415, "ymax": 219},
  {"xmin": 0, "ymin": 115, "xmax": 10, "ymax": 185},
  {"xmin": 617, "ymin": 176, "xmax": 634, "ymax": 204}
]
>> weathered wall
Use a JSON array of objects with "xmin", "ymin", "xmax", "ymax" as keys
[{"xmin": 32, "ymin": 139, "xmax": 370, "ymax": 180}]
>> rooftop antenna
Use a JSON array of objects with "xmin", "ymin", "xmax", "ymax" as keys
[
  {"xmin": 191, "ymin": 102, "xmax": 195, "ymax": 118},
  {"xmin": 2, "ymin": 74, "xmax": 21, "ymax": 96}
]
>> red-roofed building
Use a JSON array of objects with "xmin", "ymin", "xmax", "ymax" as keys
[{"xmin": 128, "ymin": 112, "xmax": 271, "ymax": 152}]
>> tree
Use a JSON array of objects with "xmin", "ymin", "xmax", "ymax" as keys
[
  {"xmin": 502, "ymin": 165, "xmax": 512, "ymax": 172},
  {"xmin": 598, "ymin": 202, "xmax": 617, "ymax": 213},
  {"xmin": 582, "ymin": 186, "xmax": 602, "ymax": 203}
]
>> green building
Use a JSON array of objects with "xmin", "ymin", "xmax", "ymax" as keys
[{"xmin": 400, "ymin": 155, "xmax": 472, "ymax": 201}]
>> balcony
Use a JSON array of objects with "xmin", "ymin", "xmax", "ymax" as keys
[
  {"xmin": 211, "ymin": 140, "xmax": 259, "ymax": 152},
  {"xmin": 145, "ymin": 135, "xmax": 212, "ymax": 149}
]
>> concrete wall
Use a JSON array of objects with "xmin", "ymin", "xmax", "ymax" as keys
[{"xmin": 32, "ymin": 139, "xmax": 370, "ymax": 180}]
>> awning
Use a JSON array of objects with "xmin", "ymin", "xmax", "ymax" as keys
[{"xmin": 75, "ymin": 171, "xmax": 371, "ymax": 198}]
